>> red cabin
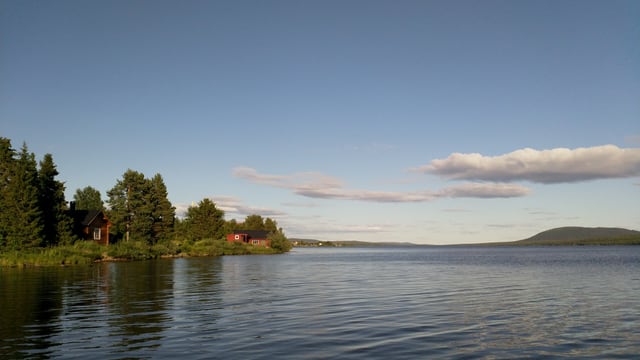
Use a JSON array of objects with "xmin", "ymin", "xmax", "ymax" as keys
[
  {"xmin": 226, "ymin": 230, "xmax": 271, "ymax": 247},
  {"xmin": 68, "ymin": 208, "xmax": 112, "ymax": 245}
]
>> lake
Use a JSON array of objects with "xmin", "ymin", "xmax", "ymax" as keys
[{"xmin": 1, "ymin": 246, "xmax": 639, "ymax": 359}]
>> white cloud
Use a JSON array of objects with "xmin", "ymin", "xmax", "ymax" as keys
[
  {"xmin": 417, "ymin": 145, "xmax": 640, "ymax": 183},
  {"xmin": 174, "ymin": 195, "xmax": 287, "ymax": 219},
  {"xmin": 288, "ymin": 220, "xmax": 396, "ymax": 237},
  {"xmin": 281, "ymin": 201, "xmax": 320, "ymax": 208},
  {"xmin": 233, "ymin": 167, "xmax": 529, "ymax": 202},
  {"xmin": 435, "ymin": 182, "xmax": 531, "ymax": 198},
  {"xmin": 212, "ymin": 195, "xmax": 287, "ymax": 217},
  {"xmin": 174, "ymin": 203, "xmax": 191, "ymax": 218}
]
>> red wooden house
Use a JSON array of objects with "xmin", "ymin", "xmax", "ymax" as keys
[
  {"xmin": 68, "ymin": 203, "xmax": 112, "ymax": 246},
  {"xmin": 226, "ymin": 230, "xmax": 271, "ymax": 247}
]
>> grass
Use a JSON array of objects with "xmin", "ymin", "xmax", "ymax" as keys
[
  {"xmin": 0, "ymin": 241, "xmax": 103, "ymax": 267},
  {"xmin": 0, "ymin": 238, "xmax": 288, "ymax": 267}
]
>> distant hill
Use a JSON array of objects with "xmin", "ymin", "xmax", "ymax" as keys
[{"xmin": 511, "ymin": 227, "xmax": 640, "ymax": 246}]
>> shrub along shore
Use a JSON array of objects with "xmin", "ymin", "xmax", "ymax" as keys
[
  {"xmin": 0, "ymin": 238, "xmax": 286, "ymax": 267},
  {"xmin": 1, "ymin": 136, "xmax": 292, "ymax": 267}
]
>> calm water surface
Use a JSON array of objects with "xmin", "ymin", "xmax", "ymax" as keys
[{"xmin": 1, "ymin": 246, "xmax": 639, "ymax": 359}]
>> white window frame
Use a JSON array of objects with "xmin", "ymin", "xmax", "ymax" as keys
[{"xmin": 93, "ymin": 227, "xmax": 101, "ymax": 240}]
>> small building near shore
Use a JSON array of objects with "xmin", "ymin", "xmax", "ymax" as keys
[
  {"xmin": 67, "ymin": 202, "xmax": 112, "ymax": 246},
  {"xmin": 226, "ymin": 230, "xmax": 271, "ymax": 247}
]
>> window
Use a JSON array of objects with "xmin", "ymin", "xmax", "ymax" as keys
[
  {"xmin": 252, "ymin": 239, "xmax": 260, "ymax": 245},
  {"xmin": 93, "ymin": 227, "xmax": 101, "ymax": 240}
]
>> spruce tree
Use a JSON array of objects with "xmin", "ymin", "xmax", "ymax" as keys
[
  {"xmin": 149, "ymin": 174, "xmax": 175, "ymax": 243},
  {"xmin": 107, "ymin": 170, "xmax": 175, "ymax": 244},
  {"xmin": 38, "ymin": 154, "xmax": 75, "ymax": 246},
  {"xmin": 108, "ymin": 169, "xmax": 151, "ymax": 243},
  {"xmin": 184, "ymin": 198, "xmax": 225, "ymax": 240},
  {"xmin": 0, "ymin": 138, "xmax": 17, "ymax": 248},
  {"xmin": 5, "ymin": 144, "xmax": 43, "ymax": 249}
]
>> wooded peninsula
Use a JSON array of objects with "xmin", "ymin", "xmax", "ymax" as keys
[{"xmin": 0, "ymin": 137, "xmax": 291, "ymax": 267}]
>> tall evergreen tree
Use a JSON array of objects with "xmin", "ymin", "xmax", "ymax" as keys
[
  {"xmin": 38, "ymin": 154, "xmax": 75, "ymax": 246},
  {"xmin": 149, "ymin": 174, "xmax": 175, "ymax": 243},
  {"xmin": 107, "ymin": 170, "xmax": 151, "ymax": 243},
  {"xmin": 184, "ymin": 198, "xmax": 225, "ymax": 240},
  {"xmin": 107, "ymin": 170, "xmax": 174, "ymax": 244},
  {"xmin": 0, "ymin": 137, "xmax": 17, "ymax": 248},
  {"xmin": 73, "ymin": 186, "xmax": 104, "ymax": 210},
  {"xmin": 5, "ymin": 144, "xmax": 43, "ymax": 249}
]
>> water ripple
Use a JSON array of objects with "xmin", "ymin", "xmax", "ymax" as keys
[{"xmin": 1, "ymin": 247, "xmax": 639, "ymax": 359}]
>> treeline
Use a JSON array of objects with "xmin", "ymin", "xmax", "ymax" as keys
[
  {"xmin": 0, "ymin": 138, "xmax": 74, "ymax": 249},
  {"xmin": 0, "ymin": 137, "xmax": 291, "ymax": 257}
]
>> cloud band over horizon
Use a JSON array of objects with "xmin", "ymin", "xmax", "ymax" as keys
[
  {"xmin": 233, "ymin": 144, "xmax": 640, "ymax": 204},
  {"xmin": 418, "ymin": 145, "xmax": 640, "ymax": 183},
  {"xmin": 232, "ymin": 167, "xmax": 529, "ymax": 203}
]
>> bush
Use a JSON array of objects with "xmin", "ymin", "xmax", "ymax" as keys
[
  {"xmin": 221, "ymin": 240, "xmax": 250, "ymax": 255},
  {"xmin": 268, "ymin": 232, "xmax": 292, "ymax": 253},
  {"xmin": 106, "ymin": 241, "xmax": 152, "ymax": 260},
  {"xmin": 151, "ymin": 239, "xmax": 181, "ymax": 257},
  {"xmin": 186, "ymin": 238, "xmax": 225, "ymax": 257}
]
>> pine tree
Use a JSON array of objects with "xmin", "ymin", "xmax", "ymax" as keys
[
  {"xmin": 149, "ymin": 173, "xmax": 175, "ymax": 243},
  {"xmin": 38, "ymin": 154, "xmax": 75, "ymax": 246},
  {"xmin": 107, "ymin": 170, "xmax": 175, "ymax": 244},
  {"xmin": 5, "ymin": 144, "xmax": 44, "ymax": 249},
  {"xmin": 107, "ymin": 169, "xmax": 151, "ymax": 242},
  {"xmin": 0, "ymin": 138, "xmax": 17, "ymax": 248},
  {"xmin": 184, "ymin": 198, "xmax": 225, "ymax": 240}
]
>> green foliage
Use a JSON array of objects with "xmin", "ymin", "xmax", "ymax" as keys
[
  {"xmin": 0, "ymin": 137, "xmax": 16, "ymax": 248},
  {"xmin": 268, "ymin": 231, "xmax": 292, "ymax": 252},
  {"xmin": 106, "ymin": 240, "xmax": 152, "ymax": 261},
  {"xmin": 264, "ymin": 217, "xmax": 278, "ymax": 232},
  {"xmin": 150, "ymin": 239, "xmax": 181, "ymax": 257},
  {"xmin": 107, "ymin": 170, "xmax": 175, "ymax": 245},
  {"xmin": 73, "ymin": 186, "xmax": 104, "ymax": 210},
  {"xmin": 243, "ymin": 214, "xmax": 265, "ymax": 230},
  {"xmin": 181, "ymin": 238, "xmax": 273, "ymax": 256},
  {"xmin": 222, "ymin": 219, "xmax": 237, "ymax": 237},
  {"xmin": 0, "ymin": 143, "xmax": 44, "ymax": 250},
  {"xmin": 0, "ymin": 136, "xmax": 293, "ymax": 265},
  {"xmin": 0, "ymin": 140, "xmax": 76, "ymax": 250},
  {"xmin": 186, "ymin": 239, "xmax": 226, "ymax": 257},
  {"xmin": 38, "ymin": 154, "xmax": 75, "ymax": 246},
  {"xmin": 0, "ymin": 241, "xmax": 102, "ymax": 267},
  {"xmin": 149, "ymin": 174, "xmax": 175, "ymax": 242},
  {"xmin": 183, "ymin": 198, "xmax": 225, "ymax": 241}
]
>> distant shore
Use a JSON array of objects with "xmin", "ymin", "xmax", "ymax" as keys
[{"xmin": 293, "ymin": 227, "xmax": 640, "ymax": 247}]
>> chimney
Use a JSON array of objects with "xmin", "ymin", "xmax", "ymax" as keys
[{"xmin": 69, "ymin": 201, "xmax": 76, "ymax": 213}]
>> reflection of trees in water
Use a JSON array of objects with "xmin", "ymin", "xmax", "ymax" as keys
[
  {"xmin": 0, "ymin": 268, "xmax": 66, "ymax": 358},
  {"xmin": 0, "ymin": 258, "xmax": 225, "ymax": 358},
  {"xmin": 171, "ymin": 257, "xmax": 224, "ymax": 330},
  {"xmin": 106, "ymin": 260, "xmax": 175, "ymax": 351}
]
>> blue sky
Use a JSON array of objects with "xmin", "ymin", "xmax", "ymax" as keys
[{"xmin": 2, "ymin": 0, "xmax": 639, "ymax": 244}]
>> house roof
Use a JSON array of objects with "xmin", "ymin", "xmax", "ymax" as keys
[
  {"xmin": 68, "ymin": 209, "xmax": 107, "ymax": 226},
  {"xmin": 232, "ymin": 230, "xmax": 270, "ymax": 239}
]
